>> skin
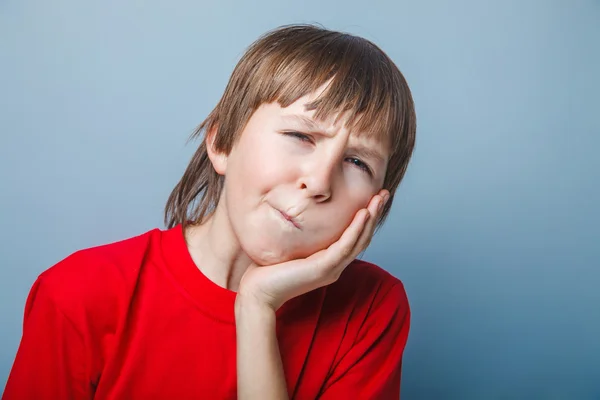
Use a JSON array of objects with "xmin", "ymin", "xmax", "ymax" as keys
[{"xmin": 185, "ymin": 87, "xmax": 391, "ymax": 399}]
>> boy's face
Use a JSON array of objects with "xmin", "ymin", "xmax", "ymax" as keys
[{"xmin": 214, "ymin": 90, "xmax": 389, "ymax": 265}]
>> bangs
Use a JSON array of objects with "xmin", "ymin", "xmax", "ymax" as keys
[{"xmin": 242, "ymin": 25, "xmax": 413, "ymax": 150}]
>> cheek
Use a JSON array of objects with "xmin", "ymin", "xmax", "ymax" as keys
[
  {"xmin": 307, "ymin": 198, "xmax": 366, "ymax": 248},
  {"xmin": 239, "ymin": 140, "xmax": 295, "ymax": 191},
  {"xmin": 256, "ymin": 159, "xmax": 293, "ymax": 189}
]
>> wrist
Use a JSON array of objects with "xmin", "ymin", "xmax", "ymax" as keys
[{"xmin": 235, "ymin": 292, "xmax": 276, "ymax": 320}]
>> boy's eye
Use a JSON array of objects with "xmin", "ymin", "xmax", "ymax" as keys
[
  {"xmin": 346, "ymin": 157, "xmax": 373, "ymax": 176},
  {"xmin": 283, "ymin": 131, "xmax": 373, "ymax": 177},
  {"xmin": 284, "ymin": 131, "xmax": 313, "ymax": 143}
]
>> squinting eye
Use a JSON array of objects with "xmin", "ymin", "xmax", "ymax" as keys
[
  {"xmin": 283, "ymin": 130, "xmax": 373, "ymax": 177},
  {"xmin": 284, "ymin": 131, "xmax": 313, "ymax": 143},
  {"xmin": 347, "ymin": 157, "xmax": 372, "ymax": 176}
]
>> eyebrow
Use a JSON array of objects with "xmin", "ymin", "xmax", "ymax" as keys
[
  {"xmin": 348, "ymin": 143, "xmax": 387, "ymax": 165},
  {"xmin": 281, "ymin": 115, "xmax": 333, "ymax": 136},
  {"xmin": 282, "ymin": 114, "xmax": 387, "ymax": 164}
]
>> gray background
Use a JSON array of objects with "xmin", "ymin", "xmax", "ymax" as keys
[{"xmin": 1, "ymin": 0, "xmax": 599, "ymax": 398}]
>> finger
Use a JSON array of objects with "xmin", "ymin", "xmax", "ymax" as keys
[
  {"xmin": 306, "ymin": 191, "xmax": 388, "ymax": 282},
  {"xmin": 329, "ymin": 190, "xmax": 388, "ymax": 265},
  {"xmin": 307, "ymin": 207, "xmax": 369, "ymax": 270},
  {"xmin": 350, "ymin": 190, "xmax": 389, "ymax": 258},
  {"xmin": 325, "ymin": 208, "xmax": 369, "ymax": 262}
]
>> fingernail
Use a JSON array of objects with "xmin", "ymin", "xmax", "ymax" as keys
[{"xmin": 378, "ymin": 199, "xmax": 384, "ymax": 212}]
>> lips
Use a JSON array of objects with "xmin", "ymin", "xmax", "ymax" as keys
[{"xmin": 278, "ymin": 209, "xmax": 302, "ymax": 230}]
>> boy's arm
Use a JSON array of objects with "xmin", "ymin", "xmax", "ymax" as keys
[
  {"xmin": 3, "ymin": 278, "xmax": 90, "ymax": 400},
  {"xmin": 234, "ymin": 193, "xmax": 388, "ymax": 399},
  {"xmin": 235, "ymin": 294, "xmax": 290, "ymax": 400},
  {"xmin": 318, "ymin": 282, "xmax": 411, "ymax": 399}
]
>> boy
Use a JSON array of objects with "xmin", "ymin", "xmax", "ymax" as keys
[{"xmin": 4, "ymin": 24, "xmax": 416, "ymax": 399}]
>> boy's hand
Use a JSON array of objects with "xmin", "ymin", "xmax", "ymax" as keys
[{"xmin": 237, "ymin": 190, "xmax": 390, "ymax": 312}]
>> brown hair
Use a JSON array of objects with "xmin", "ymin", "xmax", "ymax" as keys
[{"xmin": 164, "ymin": 24, "xmax": 416, "ymax": 230}]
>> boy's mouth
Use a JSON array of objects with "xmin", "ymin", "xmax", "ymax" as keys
[{"xmin": 277, "ymin": 209, "xmax": 302, "ymax": 230}]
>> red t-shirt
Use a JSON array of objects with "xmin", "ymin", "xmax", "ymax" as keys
[{"xmin": 3, "ymin": 225, "xmax": 410, "ymax": 399}]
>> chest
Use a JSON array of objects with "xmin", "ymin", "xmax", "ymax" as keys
[{"xmin": 89, "ymin": 295, "xmax": 347, "ymax": 399}]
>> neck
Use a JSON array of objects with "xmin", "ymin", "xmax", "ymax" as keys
[{"xmin": 183, "ymin": 201, "xmax": 252, "ymax": 292}]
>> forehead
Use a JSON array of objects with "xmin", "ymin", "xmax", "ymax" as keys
[{"xmin": 271, "ymin": 89, "xmax": 391, "ymax": 156}]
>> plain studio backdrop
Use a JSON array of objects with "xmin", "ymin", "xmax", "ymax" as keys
[{"xmin": 1, "ymin": 0, "xmax": 598, "ymax": 398}]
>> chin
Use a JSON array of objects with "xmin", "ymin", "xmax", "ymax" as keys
[
  {"xmin": 241, "ymin": 235, "xmax": 316, "ymax": 266},
  {"xmin": 245, "ymin": 243, "xmax": 298, "ymax": 266}
]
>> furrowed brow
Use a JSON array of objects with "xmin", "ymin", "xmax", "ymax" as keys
[
  {"xmin": 281, "ymin": 115, "xmax": 331, "ymax": 135},
  {"xmin": 349, "ymin": 143, "xmax": 387, "ymax": 165},
  {"xmin": 282, "ymin": 114, "xmax": 387, "ymax": 164}
]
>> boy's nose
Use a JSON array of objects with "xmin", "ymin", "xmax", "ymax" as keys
[{"xmin": 297, "ymin": 164, "xmax": 334, "ymax": 202}]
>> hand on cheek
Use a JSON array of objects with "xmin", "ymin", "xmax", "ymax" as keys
[{"xmin": 237, "ymin": 189, "xmax": 390, "ymax": 312}]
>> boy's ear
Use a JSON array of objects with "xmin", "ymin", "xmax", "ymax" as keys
[{"xmin": 205, "ymin": 125, "xmax": 227, "ymax": 176}]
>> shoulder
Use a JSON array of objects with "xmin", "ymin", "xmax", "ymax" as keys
[
  {"xmin": 310, "ymin": 261, "xmax": 410, "ymax": 399},
  {"xmin": 331, "ymin": 259, "xmax": 409, "ymax": 313},
  {"xmin": 30, "ymin": 227, "xmax": 163, "ymax": 324},
  {"xmin": 38, "ymin": 227, "xmax": 161, "ymax": 293},
  {"xmin": 312, "ymin": 259, "xmax": 410, "ymax": 374},
  {"xmin": 315, "ymin": 258, "xmax": 410, "ymax": 339}
]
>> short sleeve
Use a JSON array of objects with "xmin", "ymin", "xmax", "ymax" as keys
[
  {"xmin": 318, "ymin": 282, "xmax": 411, "ymax": 399},
  {"xmin": 3, "ymin": 277, "xmax": 91, "ymax": 400}
]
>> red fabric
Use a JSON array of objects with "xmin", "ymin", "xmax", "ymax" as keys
[{"xmin": 3, "ymin": 225, "xmax": 410, "ymax": 399}]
